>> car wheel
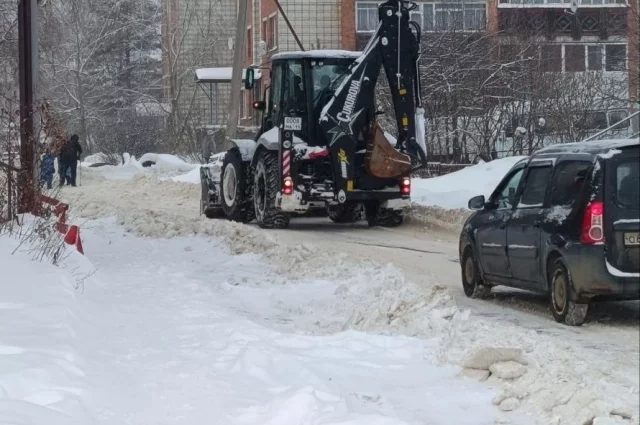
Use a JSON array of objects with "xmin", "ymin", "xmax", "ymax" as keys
[
  {"xmin": 548, "ymin": 258, "xmax": 589, "ymax": 326},
  {"xmin": 461, "ymin": 247, "xmax": 491, "ymax": 299}
]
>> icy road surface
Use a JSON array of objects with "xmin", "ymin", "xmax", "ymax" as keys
[{"xmin": 54, "ymin": 163, "xmax": 640, "ymax": 424}]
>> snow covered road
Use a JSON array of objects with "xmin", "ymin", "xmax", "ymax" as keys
[
  {"xmin": 34, "ymin": 161, "xmax": 640, "ymax": 424},
  {"xmin": 70, "ymin": 218, "xmax": 508, "ymax": 425}
]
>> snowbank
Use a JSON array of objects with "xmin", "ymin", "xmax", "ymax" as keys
[
  {"xmin": 82, "ymin": 152, "xmax": 109, "ymax": 165},
  {"xmin": 0, "ymin": 236, "xmax": 93, "ymax": 425},
  {"xmin": 412, "ymin": 156, "xmax": 527, "ymax": 209},
  {"xmin": 138, "ymin": 153, "xmax": 198, "ymax": 172},
  {"xmin": 78, "ymin": 152, "xmax": 201, "ymax": 181},
  {"xmin": 170, "ymin": 166, "xmax": 201, "ymax": 184}
]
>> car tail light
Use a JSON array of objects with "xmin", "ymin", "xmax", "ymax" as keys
[
  {"xmin": 580, "ymin": 201, "xmax": 604, "ymax": 244},
  {"xmin": 283, "ymin": 177, "xmax": 293, "ymax": 195},
  {"xmin": 400, "ymin": 177, "xmax": 411, "ymax": 195}
]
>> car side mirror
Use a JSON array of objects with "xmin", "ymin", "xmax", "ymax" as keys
[
  {"xmin": 252, "ymin": 100, "xmax": 266, "ymax": 111},
  {"xmin": 468, "ymin": 195, "xmax": 486, "ymax": 210}
]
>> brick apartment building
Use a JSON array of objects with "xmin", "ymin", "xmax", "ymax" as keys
[{"xmin": 192, "ymin": 0, "xmax": 638, "ymax": 133}]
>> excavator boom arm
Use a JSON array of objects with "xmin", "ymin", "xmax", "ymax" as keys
[{"xmin": 319, "ymin": 0, "xmax": 425, "ymax": 190}]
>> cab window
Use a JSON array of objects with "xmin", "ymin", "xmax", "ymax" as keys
[{"xmin": 282, "ymin": 60, "xmax": 305, "ymax": 115}]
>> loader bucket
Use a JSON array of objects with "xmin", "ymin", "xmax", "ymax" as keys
[{"xmin": 364, "ymin": 121, "xmax": 412, "ymax": 179}]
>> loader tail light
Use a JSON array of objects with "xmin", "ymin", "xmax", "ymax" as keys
[
  {"xmin": 580, "ymin": 201, "xmax": 604, "ymax": 245},
  {"xmin": 283, "ymin": 177, "xmax": 294, "ymax": 195},
  {"xmin": 400, "ymin": 177, "xmax": 411, "ymax": 195}
]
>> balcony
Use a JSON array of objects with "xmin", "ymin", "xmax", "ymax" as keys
[
  {"xmin": 498, "ymin": 0, "xmax": 627, "ymax": 7},
  {"xmin": 498, "ymin": 7, "xmax": 628, "ymax": 38}
]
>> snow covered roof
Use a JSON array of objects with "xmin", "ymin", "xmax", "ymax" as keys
[
  {"xmin": 537, "ymin": 138, "xmax": 639, "ymax": 155},
  {"xmin": 194, "ymin": 67, "xmax": 263, "ymax": 83},
  {"xmin": 271, "ymin": 50, "xmax": 361, "ymax": 61}
]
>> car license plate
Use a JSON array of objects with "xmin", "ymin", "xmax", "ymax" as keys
[
  {"xmin": 283, "ymin": 117, "xmax": 302, "ymax": 131},
  {"xmin": 624, "ymin": 232, "xmax": 640, "ymax": 246}
]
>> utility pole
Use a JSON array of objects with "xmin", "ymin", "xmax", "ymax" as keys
[
  {"xmin": 17, "ymin": 0, "xmax": 39, "ymax": 214},
  {"xmin": 226, "ymin": 0, "xmax": 249, "ymax": 149}
]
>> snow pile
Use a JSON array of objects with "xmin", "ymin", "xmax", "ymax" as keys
[
  {"xmin": 138, "ymin": 153, "xmax": 198, "ymax": 172},
  {"xmin": 0, "ymin": 235, "xmax": 93, "ymax": 425},
  {"xmin": 170, "ymin": 166, "xmax": 201, "ymax": 184},
  {"xmin": 82, "ymin": 152, "xmax": 109, "ymax": 165},
  {"xmin": 412, "ymin": 156, "xmax": 527, "ymax": 209},
  {"xmin": 78, "ymin": 152, "xmax": 201, "ymax": 181}
]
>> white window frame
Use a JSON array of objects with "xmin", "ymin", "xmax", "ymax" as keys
[
  {"xmin": 559, "ymin": 43, "xmax": 627, "ymax": 73},
  {"xmin": 246, "ymin": 26, "xmax": 253, "ymax": 61},
  {"xmin": 267, "ymin": 12, "xmax": 278, "ymax": 51},
  {"xmin": 356, "ymin": 2, "xmax": 380, "ymax": 33},
  {"xmin": 500, "ymin": 0, "xmax": 626, "ymax": 7},
  {"xmin": 422, "ymin": 2, "xmax": 487, "ymax": 32},
  {"xmin": 603, "ymin": 43, "xmax": 627, "ymax": 72}
]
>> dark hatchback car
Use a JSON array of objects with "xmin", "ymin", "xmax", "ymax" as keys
[{"xmin": 459, "ymin": 138, "xmax": 640, "ymax": 326}]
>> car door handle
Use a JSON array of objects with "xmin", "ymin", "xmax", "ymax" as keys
[
  {"xmin": 533, "ymin": 220, "xmax": 541, "ymax": 228},
  {"xmin": 499, "ymin": 223, "xmax": 506, "ymax": 229}
]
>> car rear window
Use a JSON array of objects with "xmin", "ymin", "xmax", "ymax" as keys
[{"xmin": 617, "ymin": 159, "xmax": 639, "ymax": 209}]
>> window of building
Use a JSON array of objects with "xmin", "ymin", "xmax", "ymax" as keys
[
  {"xmin": 426, "ymin": 2, "xmax": 485, "ymax": 32},
  {"xmin": 541, "ymin": 44, "xmax": 561, "ymax": 72},
  {"xmin": 575, "ymin": 111, "xmax": 608, "ymax": 130},
  {"xmin": 356, "ymin": 2, "xmax": 379, "ymax": 32},
  {"xmin": 608, "ymin": 110, "xmax": 628, "ymax": 128},
  {"xmin": 587, "ymin": 45, "xmax": 603, "ymax": 71},
  {"xmin": 565, "ymin": 45, "xmax": 585, "ymax": 72},
  {"xmin": 267, "ymin": 14, "xmax": 277, "ymax": 50},
  {"xmin": 246, "ymin": 27, "xmax": 252, "ymax": 60},
  {"xmin": 422, "ymin": 3, "xmax": 434, "ymax": 31},
  {"xmin": 605, "ymin": 44, "xmax": 626, "ymax": 71},
  {"xmin": 262, "ymin": 18, "xmax": 274, "ymax": 52}
]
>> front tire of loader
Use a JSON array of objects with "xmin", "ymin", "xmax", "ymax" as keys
[
  {"xmin": 219, "ymin": 149, "xmax": 255, "ymax": 223},
  {"xmin": 253, "ymin": 150, "xmax": 290, "ymax": 229}
]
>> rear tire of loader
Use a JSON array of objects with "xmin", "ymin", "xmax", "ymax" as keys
[
  {"xmin": 220, "ymin": 149, "xmax": 255, "ymax": 223},
  {"xmin": 253, "ymin": 151, "xmax": 290, "ymax": 229}
]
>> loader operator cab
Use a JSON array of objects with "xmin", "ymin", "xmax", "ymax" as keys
[{"xmin": 253, "ymin": 53, "xmax": 356, "ymax": 147}]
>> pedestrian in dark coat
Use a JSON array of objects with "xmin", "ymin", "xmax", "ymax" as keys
[{"xmin": 59, "ymin": 134, "xmax": 83, "ymax": 187}]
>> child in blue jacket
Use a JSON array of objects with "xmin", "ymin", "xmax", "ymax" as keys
[{"xmin": 39, "ymin": 146, "xmax": 56, "ymax": 190}]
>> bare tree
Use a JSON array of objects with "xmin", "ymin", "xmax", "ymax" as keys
[
  {"xmin": 161, "ymin": 0, "xmax": 235, "ymax": 158},
  {"xmin": 39, "ymin": 0, "xmax": 162, "ymax": 154}
]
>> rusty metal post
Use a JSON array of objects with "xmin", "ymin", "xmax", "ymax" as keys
[{"xmin": 17, "ymin": 0, "xmax": 39, "ymax": 214}]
